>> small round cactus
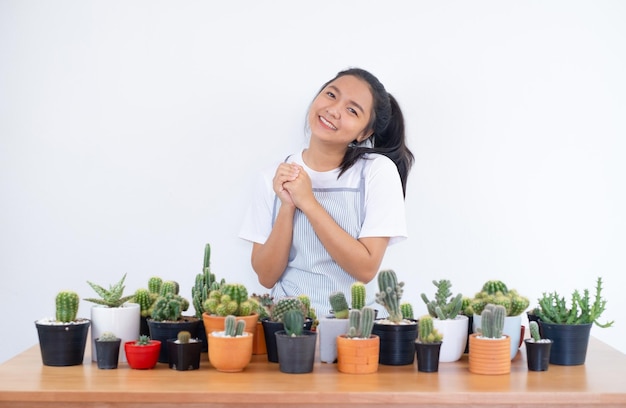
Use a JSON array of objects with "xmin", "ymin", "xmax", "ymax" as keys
[{"xmin": 177, "ymin": 331, "xmax": 191, "ymax": 344}]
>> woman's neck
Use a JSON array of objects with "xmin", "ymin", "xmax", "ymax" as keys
[{"xmin": 302, "ymin": 146, "xmax": 345, "ymax": 172}]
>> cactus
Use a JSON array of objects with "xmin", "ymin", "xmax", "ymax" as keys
[
  {"xmin": 283, "ymin": 309, "xmax": 304, "ymax": 337},
  {"xmin": 98, "ymin": 331, "xmax": 118, "ymax": 342},
  {"xmin": 400, "ymin": 302, "xmax": 414, "ymax": 320},
  {"xmin": 480, "ymin": 304, "xmax": 506, "ymax": 339},
  {"xmin": 56, "ymin": 291, "xmax": 79, "ymax": 323},
  {"xmin": 160, "ymin": 280, "xmax": 179, "ymax": 296},
  {"xmin": 346, "ymin": 307, "xmax": 376, "ymax": 339},
  {"xmin": 133, "ymin": 288, "xmax": 153, "ymax": 318},
  {"xmin": 177, "ymin": 331, "xmax": 191, "ymax": 344},
  {"xmin": 150, "ymin": 292, "xmax": 188, "ymax": 321},
  {"xmin": 529, "ymin": 321, "xmax": 541, "ymax": 341},
  {"xmin": 270, "ymin": 297, "xmax": 305, "ymax": 322},
  {"xmin": 329, "ymin": 291, "xmax": 349, "ymax": 319},
  {"xmin": 192, "ymin": 245, "xmax": 219, "ymax": 318},
  {"xmin": 374, "ymin": 269, "xmax": 404, "ymax": 323},
  {"xmin": 202, "ymin": 283, "xmax": 254, "ymax": 317},
  {"xmin": 222, "ymin": 315, "xmax": 246, "ymax": 337},
  {"xmin": 420, "ymin": 279, "xmax": 463, "ymax": 320},
  {"xmin": 351, "ymin": 282, "xmax": 366, "ymax": 310},
  {"xmin": 470, "ymin": 280, "xmax": 529, "ymax": 316},
  {"xmin": 418, "ymin": 315, "xmax": 443, "ymax": 344},
  {"xmin": 84, "ymin": 273, "xmax": 134, "ymax": 308},
  {"xmin": 250, "ymin": 293, "xmax": 274, "ymax": 321},
  {"xmin": 148, "ymin": 276, "xmax": 163, "ymax": 295},
  {"xmin": 136, "ymin": 335, "xmax": 151, "ymax": 346}
]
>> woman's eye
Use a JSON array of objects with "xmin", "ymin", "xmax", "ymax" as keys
[
  {"xmin": 347, "ymin": 107, "xmax": 357, "ymax": 116},
  {"xmin": 326, "ymin": 91, "xmax": 335, "ymax": 98}
]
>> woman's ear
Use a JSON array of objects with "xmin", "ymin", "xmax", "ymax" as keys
[{"xmin": 356, "ymin": 130, "xmax": 374, "ymax": 143}]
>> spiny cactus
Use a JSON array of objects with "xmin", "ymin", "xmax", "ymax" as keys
[
  {"xmin": 150, "ymin": 292, "xmax": 188, "ymax": 321},
  {"xmin": 420, "ymin": 279, "xmax": 463, "ymax": 320},
  {"xmin": 223, "ymin": 315, "xmax": 246, "ymax": 337},
  {"xmin": 418, "ymin": 315, "xmax": 443, "ymax": 344},
  {"xmin": 177, "ymin": 331, "xmax": 191, "ymax": 344},
  {"xmin": 298, "ymin": 294, "xmax": 318, "ymax": 329},
  {"xmin": 351, "ymin": 281, "xmax": 366, "ymax": 310},
  {"xmin": 203, "ymin": 283, "xmax": 254, "ymax": 317},
  {"xmin": 159, "ymin": 280, "xmax": 179, "ymax": 296},
  {"xmin": 270, "ymin": 297, "xmax": 306, "ymax": 322},
  {"xmin": 250, "ymin": 293, "xmax": 274, "ymax": 321},
  {"xmin": 480, "ymin": 304, "xmax": 506, "ymax": 339},
  {"xmin": 84, "ymin": 273, "xmax": 134, "ymax": 308},
  {"xmin": 375, "ymin": 269, "xmax": 404, "ymax": 323},
  {"xmin": 148, "ymin": 276, "xmax": 163, "ymax": 295},
  {"xmin": 98, "ymin": 331, "xmax": 119, "ymax": 341},
  {"xmin": 283, "ymin": 309, "xmax": 304, "ymax": 337},
  {"xmin": 529, "ymin": 321, "xmax": 541, "ymax": 341},
  {"xmin": 136, "ymin": 335, "xmax": 151, "ymax": 346},
  {"xmin": 400, "ymin": 302, "xmax": 414, "ymax": 320},
  {"xmin": 192, "ymin": 244, "xmax": 220, "ymax": 318},
  {"xmin": 133, "ymin": 288, "xmax": 153, "ymax": 318},
  {"xmin": 346, "ymin": 307, "xmax": 375, "ymax": 339},
  {"xmin": 470, "ymin": 280, "xmax": 529, "ymax": 316},
  {"xmin": 56, "ymin": 291, "xmax": 79, "ymax": 323},
  {"xmin": 329, "ymin": 291, "xmax": 349, "ymax": 319}
]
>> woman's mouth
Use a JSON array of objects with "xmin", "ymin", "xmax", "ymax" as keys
[{"xmin": 319, "ymin": 116, "xmax": 337, "ymax": 130}]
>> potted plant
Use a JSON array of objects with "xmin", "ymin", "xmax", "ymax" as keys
[
  {"xmin": 167, "ymin": 330, "xmax": 202, "ymax": 371},
  {"xmin": 372, "ymin": 269, "xmax": 418, "ymax": 366},
  {"xmin": 469, "ymin": 280, "xmax": 529, "ymax": 360},
  {"xmin": 535, "ymin": 276, "xmax": 613, "ymax": 366},
  {"xmin": 420, "ymin": 279, "xmax": 467, "ymax": 362},
  {"xmin": 336, "ymin": 307, "xmax": 379, "ymax": 374},
  {"xmin": 85, "ymin": 273, "xmax": 139, "ymax": 364},
  {"xmin": 133, "ymin": 276, "xmax": 162, "ymax": 336},
  {"xmin": 261, "ymin": 296, "xmax": 311, "ymax": 363},
  {"xmin": 202, "ymin": 283, "xmax": 259, "ymax": 344},
  {"xmin": 524, "ymin": 321, "xmax": 552, "ymax": 371},
  {"xmin": 94, "ymin": 331, "xmax": 121, "ymax": 369},
  {"xmin": 124, "ymin": 335, "xmax": 161, "ymax": 370},
  {"xmin": 275, "ymin": 309, "xmax": 318, "ymax": 374},
  {"xmin": 414, "ymin": 314, "xmax": 443, "ymax": 373},
  {"xmin": 250, "ymin": 292, "xmax": 274, "ymax": 355},
  {"xmin": 468, "ymin": 304, "xmax": 511, "ymax": 375},
  {"xmin": 35, "ymin": 290, "xmax": 91, "ymax": 366},
  {"xmin": 207, "ymin": 315, "xmax": 253, "ymax": 372},
  {"xmin": 147, "ymin": 280, "xmax": 201, "ymax": 363},
  {"xmin": 191, "ymin": 243, "xmax": 224, "ymax": 352},
  {"xmin": 319, "ymin": 290, "xmax": 351, "ymax": 363}
]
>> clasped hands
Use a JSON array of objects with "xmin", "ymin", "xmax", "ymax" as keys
[{"xmin": 273, "ymin": 163, "xmax": 315, "ymax": 210}]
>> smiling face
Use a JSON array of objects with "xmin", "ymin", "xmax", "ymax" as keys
[{"xmin": 308, "ymin": 75, "xmax": 374, "ymax": 148}]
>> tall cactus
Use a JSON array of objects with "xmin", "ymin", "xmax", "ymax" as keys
[
  {"xmin": 480, "ymin": 304, "xmax": 506, "ymax": 339},
  {"xmin": 56, "ymin": 291, "xmax": 79, "ymax": 323},
  {"xmin": 351, "ymin": 282, "xmax": 366, "ymax": 310},
  {"xmin": 192, "ymin": 245, "xmax": 218, "ymax": 318},
  {"xmin": 375, "ymin": 269, "xmax": 404, "ymax": 323},
  {"xmin": 329, "ymin": 291, "xmax": 349, "ymax": 319}
]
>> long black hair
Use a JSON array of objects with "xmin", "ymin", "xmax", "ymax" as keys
[{"xmin": 316, "ymin": 68, "xmax": 414, "ymax": 197}]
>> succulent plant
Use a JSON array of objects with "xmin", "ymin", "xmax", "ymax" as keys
[
  {"xmin": 203, "ymin": 283, "xmax": 254, "ymax": 317},
  {"xmin": 148, "ymin": 276, "xmax": 163, "ymax": 295},
  {"xmin": 400, "ymin": 302, "xmax": 414, "ymax": 320},
  {"xmin": 223, "ymin": 315, "xmax": 246, "ymax": 337},
  {"xmin": 479, "ymin": 304, "xmax": 506, "ymax": 339},
  {"xmin": 298, "ymin": 294, "xmax": 318, "ymax": 330},
  {"xmin": 420, "ymin": 279, "xmax": 463, "ymax": 320},
  {"xmin": 150, "ymin": 292, "xmax": 189, "ymax": 322},
  {"xmin": 417, "ymin": 315, "xmax": 443, "ymax": 344},
  {"xmin": 346, "ymin": 307, "xmax": 375, "ymax": 339},
  {"xmin": 136, "ymin": 335, "xmax": 151, "ymax": 346},
  {"xmin": 192, "ymin": 244, "xmax": 221, "ymax": 318},
  {"xmin": 56, "ymin": 290, "xmax": 79, "ymax": 323},
  {"xmin": 133, "ymin": 288, "xmax": 153, "ymax": 318},
  {"xmin": 159, "ymin": 280, "xmax": 180, "ymax": 296},
  {"xmin": 270, "ymin": 297, "xmax": 306, "ymax": 323},
  {"xmin": 469, "ymin": 280, "xmax": 529, "ymax": 317},
  {"xmin": 529, "ymin": 321, "xmax": 541, "ymax": 341},
  {"xmin": 283, "ymin": 309, "xmax": 304, "ymax": 337},
  {"xmin": 329, "ymin": 291, "xmax": 350, "ymax": 319},
  {"xmin": 374, "ymin": 269, "xmax": 404, "ymax": 323},
  {"xmin": 535, "ymin": 277, "xmax": 613, "ymax": 328},
  {"xmin": 84, "ymin": 273, "xmax": 134, "ymax": 308},
  {"xmin": 98, "ymin": 331, "xmax": 119, "ymax": 342},
  {"xmin": 351, "ymin": 282, "xmax": 366, "ymax": 310}
]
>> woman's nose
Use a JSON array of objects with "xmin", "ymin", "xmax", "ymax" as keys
[{"xmin": 326, "ymin": 106, "xmax": 340, "ymax": 119}]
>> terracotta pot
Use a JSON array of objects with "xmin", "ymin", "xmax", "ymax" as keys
[
  {"xmin": 202, "ymin": 313, "xmax": 258, "ymax": 339},
  {"xmin": 336, "ymin": 335, "xmax": 379, "ymax": 374},
  {"xmin": 468, "ymin": 333, "xmax": 511, "ymax": 375},
  {"xmin": 124, "ymin": 340, "xmax": 161, "ymax": 370},
  {"xmin": 253, "ymin": 321, "xmax": 267, "ymax": 355},
  {"xmin": 207, "ymin": 332, "xmax": 253, "ymax": 372},
  {"xmin": 474, "ymin": 314, "xmax": 523, "ymax": 360}
]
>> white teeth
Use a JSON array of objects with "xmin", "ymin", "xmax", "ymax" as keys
[{"xmin": 320, "ymin": 116, "xmax": 337, "ymax": 130}]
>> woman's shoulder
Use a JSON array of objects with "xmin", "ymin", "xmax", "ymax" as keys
[{"xmin": 362, "ymin": 153, "xmax": 397, "ymax": 172}]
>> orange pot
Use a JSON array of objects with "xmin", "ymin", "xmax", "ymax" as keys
[
  {"xmin": 253, "ymin": 321, "xmax": 267, "ymax": 355},
  {"xmin": 207, "ymin": 332, "xmax": 253, "ymax": 372},
  {"xmin": 336, "ymin": 335, "xmax": 380, "ymax": 374},
  {"xmin": 468, "ymin": 333, "xmax": 511, "ymax": 375},
  {"xmin": 202, "ymin": 312, "xmax": 258, "ymax": 338}
]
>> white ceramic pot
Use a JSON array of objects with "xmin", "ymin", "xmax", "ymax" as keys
[
  {"xmin": 318, "ymin": 316, "xmax": 350, "ymax": 363},
  {"xmin": 473, "ymin": 313, "xmax": 522, "ymax": 360},
  {"xmin": 91, "ymin": 303, "xmax": 140, "ymax": 363},
  {"xmin": 433, "ymin": 315, "xmax": 468, "ymax": 362}
]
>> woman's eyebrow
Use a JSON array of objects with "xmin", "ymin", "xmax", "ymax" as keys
[{"xmin": 328, "ymin": 85, "xmax": 365, "ymax": 115}]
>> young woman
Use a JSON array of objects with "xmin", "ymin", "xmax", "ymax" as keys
[{"xmin": 239, "ymin": 68, "xmax": 414, "ymax": 317}]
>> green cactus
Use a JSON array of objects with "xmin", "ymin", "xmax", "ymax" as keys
[
  {"xmin": 150, "ymin": 292, "xmax": 187, "ymax": 321},
  {"xmin": 283, "ymin": 309, "xmax": 304, "ymax": 337},
  {"xmin": 346, "ymin": 307, "xmax": 376, "ymax": 339},
  {"xmin": 84, "ymin": 273, "xmax": 134, "ymax": 308},
  {"xmin": 148, "ymin": 276, "xmax": 163, "ymax": 295},
  {"xmin": 202, "ymin": 283, "xmax": 254, "ymax": 317},
  {"xmin": 375, "ymin": 269, "xmax": 404, "ymax": 323},
  {"xmin": 420, "ymin": 279, "xmax": 463, "ymax": 320},
  {"xmin": 470, "ymin": 280, "xmax": 529, "ymax": 316},
  {"xmin": 98, "ymin": 331, "xmax": 118, "ymax": 341},
  {"xmin": 56, "ymin": 291, "xmax": 79, "ymax": 323},
  {"xmin": 270, "ymin": 297, "xmax": 305, "ymax": 322},
  {"xmin": 133, "ymin": 288, "xmax": 153, "ymax": 318},
  {"xmin": 529, "ymin": 321, "xmax": 541, "ymax": 341},
  {"xmin": 418, "ymin": 315, "xmax": 443, "ymax": 344},
  {"xmin": 136, "ymin": 335, "xmax": 151, "ymax": 346},
  {"xmin": 222, "ymin": 315, "xmax": 245, "ymax": 337},
  {"xmin": 400, "ymin": 302, "xmax": 414, "ymax": 320},
  {"xmin": 351, "ymin": 282, "xmax": 366, "ymax": 310},
  {"xmin": 480, "ymin": 304, "xmax": 506, "ymax": 339},
  {"xmin": 160, "ymin": 280, "xmax": 179, "ymax": 296},
  {"xmin": 192, "ymin": 245, "xmax": 219, "ymax": 318},
  {"xmin": 329, "ymin": 291, "xmax": 350, "ymax": 319},
  {"xmin": 250, "ymin": 293, "xmax": 274, "ymax": 321},
  {"xmin": 177, "ymin": 330, "xmax": 191, "ymax": 344},
  {"xmin": 482, "ymin": 280, "xmax": 509, "ymax": 295}
]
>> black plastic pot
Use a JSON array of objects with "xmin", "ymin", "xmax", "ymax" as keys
[
  {"xmin": 372, "ymin": 319, "xmax": 418, "ymax": 366},
  {"xmin": 35, "ymin": 319, "xmax": 91, "ymax": 366},
  {"xmin": 539, "ymin": 322, "xmax": 591, "ymax": 366},
  {"xmin": 524, "ymin": 339, "xmax": 552, "ymax": 371},
  {"xmin": 275, "ymin": 330, "xmax": 317, "ymax": 374},
  {"xmin": 167, "ymin": 339, "xmax": 202, "ymax": 371},
  {"xmin": 415, "ymin": 341, "xmax": 442, "ymax": 373},
  {"xmin": 95, "ymin": 339, "xmax": 121, "ymax": 369},
  {"xmin": 147, "ymin": 317, "xmax": 201, "ymax": 363},
  {"xmin": 262, "ymin": 318, "xmax": 313, "ymax": 363}
]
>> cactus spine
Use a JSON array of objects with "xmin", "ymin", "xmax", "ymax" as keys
[
  {"xmin": 375, "ymin": 269, "xmax": 404, "ymax": 323},
  {"xmin": 133, "ymin": 288, "xmax": 153, "ymax": 318},
  {"xmin": 283, "ymin": 310, "xmax": 304, "ymax": 337},
  {"xmin": 480, "ymin": 304, "xmax": 506, "ymax": 339},
  {"xmin": 351, "ymin": 282, "xmax": 366, "ymax": 310},
  {"xmin": 56, "ymin": 291, "xmax": 79, "ymax": 322},
  {"xmin": 148, "ymin": 276, "xmax": 163, "ymax": 295},
  {"xmin": 418, "ymin": 315, "xmax": 443, "ymax": 344},
  {"xmin": 329, "ymin": 291, "xmax": 349, "ymax": 319}
]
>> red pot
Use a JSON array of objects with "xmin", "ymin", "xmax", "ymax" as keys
[{"xmin": 124, "ymin": 340, "xmax": 161, "ymax": 370}]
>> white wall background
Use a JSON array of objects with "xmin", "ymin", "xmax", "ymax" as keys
[{"xmin": 1, "ymin": 0, "xmax": 624, "ymax": 364}]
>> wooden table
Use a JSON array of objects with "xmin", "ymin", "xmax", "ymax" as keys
[{"xmin": 1, "ymin": 338, "xmax": 625, "ymax": 408}]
